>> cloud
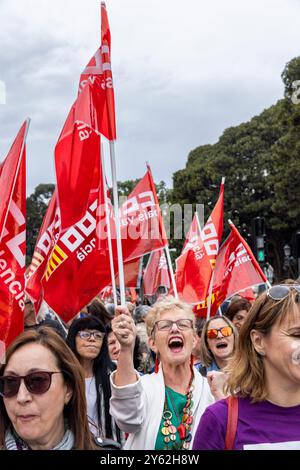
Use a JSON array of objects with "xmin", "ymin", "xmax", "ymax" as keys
[{"xmin": 0, "ymin": 0, "xmax": 300, "ymax": 193}]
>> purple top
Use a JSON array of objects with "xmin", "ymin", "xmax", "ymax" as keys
[{"xmin": 192, "ymin": 396, "xmax": 300, "ymax": 450}]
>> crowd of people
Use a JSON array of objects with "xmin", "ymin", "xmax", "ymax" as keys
[{"xmin": 1, "ymin": 281, "xmax": 300, "ymax": 450}]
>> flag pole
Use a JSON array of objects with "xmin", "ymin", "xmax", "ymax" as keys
[
  {"xmin": 206, "ymin": 269, "xmax": 215, "ymax": 320},
  {"xmin": 164, "ymin": 246, "xmax": 178, "ymax": 299},
  {"xmin": 109, "ymin": 141, "xmax": 126, "ymax": 307},
  {"xmin": 195, "ymin": 211, "xmax": 202, "ymax": 233},
  {"xmin": 0, "ymin": 118, "xmax": 30, "ymax": 243},
  {"xmin": 101, "ymin": 144, "xmax": 118, "ymax": 306}
]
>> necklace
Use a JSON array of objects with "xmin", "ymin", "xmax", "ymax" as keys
[{"xmin": 161, "ymin": 372, "xmax": 194, "ymax": 450}]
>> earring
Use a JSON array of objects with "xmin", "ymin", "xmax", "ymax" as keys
[
  {"xmin": 154, "ymin": 356, "xmax": 159, "ymax": 373},
  {"xmin": 258, "ymin": 351, "xmax": 265, "ymax": 357}
]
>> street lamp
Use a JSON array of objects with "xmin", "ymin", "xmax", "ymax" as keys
[{"xmin": 284, "ymin": 244, "xmax": 291, "ymax": 258}]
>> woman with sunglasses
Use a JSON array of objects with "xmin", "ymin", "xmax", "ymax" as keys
[
  {"xmin": 109, "ymin": 296, "xmax": 215, "ymax": 450},
  {"xmin": 200, "ymin": 316, "xmax": 238, "ymax": 373},
  {"xmin": 0, "ymin": 327, "xmax": 96, "ymax": 450},
  {"xmin": 193, "ymin": 282, "xmax": 300, "ymax": 450},
  {"xmin": 66, "ymin": 316, "xmax": 122, "ymax": 447}
]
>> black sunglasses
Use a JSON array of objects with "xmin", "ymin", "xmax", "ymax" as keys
[
  {"xmin": 267, "ymin": 285, "xmax": 300, "ymax": 301},
  {"xmin": 0, "ymin": 371, "xmax": 63, "ymax": 398}
]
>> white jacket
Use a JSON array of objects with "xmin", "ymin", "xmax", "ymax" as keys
[{"xmin": 109, "ymin": 366, "xmax": 214, "ymax": 450}]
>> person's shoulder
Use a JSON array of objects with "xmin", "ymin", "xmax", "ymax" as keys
[{"xmin": 204, "ymin": 398, "xmax": 229, "ymax": 417}]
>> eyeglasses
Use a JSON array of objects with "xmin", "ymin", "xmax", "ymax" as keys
[
  {"xmin": 267, "ymin": 285, "xmax": 300, "ymax": 301},
  {"xmin": 207, "ymin": 326, "xmax": 233, "ymax": 339},
  {"xmin": 0, "ymin": 371, "xmax": 63, "ymax": 398},
  {"xmin": 154, "ymin": 319, "xmax": 193, "ymax": 332},
  {"xmin": 77, "ymin": 331, "xmax": 105, "ymax": 341}
]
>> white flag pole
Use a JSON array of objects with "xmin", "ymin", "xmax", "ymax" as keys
[
  {"xmin": 206, "ymin": 269, "xmax": 215, "ymax": 320},
  {"xmin": 195, "ymin": 211, "xmax": 202, "ymax": 233},
  {"xmin": 101, "ymin": 144, "xmax": 117, "ymax": 306},
  {"xmin": 109, "ymin": 141, "xmax": 126, "ymax": 307},
  {"xmin": 164, "ymin": 246, "xmax": 178, "ymax": 299}
]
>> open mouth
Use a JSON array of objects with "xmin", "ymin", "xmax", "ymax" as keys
[
  {"xmin": 216, "ymin": 341, "xmax": 228, "ymax": 350},
  {"xmin": 168, "ymin": 336, "xmax": 184, "ymax": 353}
]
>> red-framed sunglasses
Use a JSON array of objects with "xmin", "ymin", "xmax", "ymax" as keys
[{"xmin": 206, "ymin": 326, "xmax": 233, "ymax": 339}]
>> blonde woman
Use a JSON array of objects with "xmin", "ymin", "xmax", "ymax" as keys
[
  {"xmin": 109, "ymin": 296, "xmax": 214, "ymax": 450},
  {"xmin": 193, "ymin": 282, "xmax": 300, "ymax": 450}
]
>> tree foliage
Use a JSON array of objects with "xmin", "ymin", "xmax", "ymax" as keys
[{"xmin": 172, "ymin": 57, "xmax": 300, "ymax": 278}]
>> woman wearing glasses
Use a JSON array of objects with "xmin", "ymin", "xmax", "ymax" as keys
[
  {"xmin": 193, "ymin": 282, "xmax": 300, "ymax": 450},
  {"xmin": 109, "ymin": 296, "xmax": 215, "ymax": 450},
  {"xmin": 0, "ymin": 327, "xmax": 95, "ymax": 449},
  {"xmin": 66, "ymin": 316, "xmax": 121, "ymax": 447},
  {"xmin": 200, "ymin": 316, "xmax": 238, "ymax": 373}
]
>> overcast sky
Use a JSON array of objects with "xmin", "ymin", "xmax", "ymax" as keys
[{"xmin": 0, "ymin": 0, "xmax": 299, "ymax": 194}]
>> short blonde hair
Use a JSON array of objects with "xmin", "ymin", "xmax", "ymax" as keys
[
  {"xmin": 226, "ymin": 284, "xmax": 300, "ymax": 402},
  {"xmin": 145, "ymin": 296, "xmax": 195, "ymax": 337},
  {"xmin": 200, "ymin": 316, "xmax": 238, "ymax": 368}
]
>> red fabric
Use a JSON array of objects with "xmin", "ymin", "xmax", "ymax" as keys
[
  {"xmin": 26, "ymin": 163, "xmax": 114, "ymax": 322},
  {"xmin": 115, "ymin": 258, "xmax": 141, "ymax": 288},
  {"xmin": 0, "ymin": 121, "xmax": 27, "ymax": 243},
  {"xmin": 143, "ymin": 249, "xmax": 170, "ymax": 296},
  {"xmin": 56, "ymin": 3, "xmax": 115, "ymax": 231},
  {"xmin": 209, "ymin": 222, "xmax": 267, "ymax": 316},
  {"xmin": 176, "ymin": 180, "xmax": 225, "ymax": 307},
  {"xmin": 120, "ymin": 166, "xmax": 168, "ymax": 262},
  {"xmin": 25, "ymin": 191, "xmax": 59, "ymax": 314},
  {"xmin": 0, "ymin": 143, "xmax": 26, "ymax": 351},
  {"xmin": 78, "ymin": 2, "xmax": 116, "ymax": 141},
  {"xmin": 181, "ymin": 213, "xmax": 201, "ymax": 255}
]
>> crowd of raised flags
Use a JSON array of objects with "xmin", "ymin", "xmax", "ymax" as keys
[{"xmin": 0, "ymin": 3, "xmax": 268, "ymax": 355}]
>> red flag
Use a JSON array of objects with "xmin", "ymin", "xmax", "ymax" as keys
[
  {"xmin": 120, "ymin": 166, "xmax": 168, "ymax": 262},
  {"xmin": 56, "ymin": 3, "xmax": 115, "ymax": 230},
  {"xmin": 0, "ymin": 132, "xmax": 26, "ymax": 352},
  {"xmin": 143, "ymin": 249, "xmax": 170, "ymax": 296},
  {"xmin": 55, "ymin": 102, "xmax": 102, "ymax": 230},
  {"xmin": 176, "ymin": 179, "xmax": 225, "ymax": 305},
  {"xmin": 25, "ymin": 190, "xmax": 59, "ymax": 314},
  {"xmin": 115, "ymin": 258, "xmax": 141, "ymax": 288},
  {"xmin": 77, "ymin": 2, "xmax": 116, "ymax": 141},
  {"xmin": 181, "ymin": 213, "xmax": 201, "ymax": 255},
  {"xmin": 209, "ymin": 221, "xmax": 267, "ymax": 316},
  {"xmin": 0, "ymin": 121, "xmax": 27, "ymax": 243}
]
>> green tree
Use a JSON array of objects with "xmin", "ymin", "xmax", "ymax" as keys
[{"xmin": 172, "ymin": 57, "xmax": 300, "ymax": 278}]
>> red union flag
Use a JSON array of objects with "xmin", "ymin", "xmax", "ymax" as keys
[
  {"xmin": 77, "ymin": 2, "xmax": 116, "ymax": 140},
  {"xmin": 56, "ymin": 3, "xmax": 115, "ymax": 231},
  {"xmin": 0, "ymin": 139, "xmax": 26, "ymax": 352},
  {"xmin": 27, "ymin": 166, "xmax": 112, "ymax": 322},
  {"xmin": 143, "ymin": 249, "xmax": 170, "ymax": 296},
  {"xmin": 209, "ymin": 221, "xmax": 267, "ymax": 316},
  {"xmin": 176, "ymin": 179, "xmax": 225, "ymax": 306},
  {"xmin": 25, "ymin": 190, "xmax": 59, "ymax": 314},
  {"xmin": 181, "ymin": 213, "xmax": 201, "ymax": 255},
  {"xmin": 55, "ymin": 102, "xmax": 101, "ymax": 230},
  {"xmin": 0, "ymin": 121, "xmax": 27, "ymax": 243},
  {"xmin": 120, "ymin": 166, "xmax": 168, "ymax": 262}
]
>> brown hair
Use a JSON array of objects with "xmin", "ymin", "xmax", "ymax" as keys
[
  {"xmin": 200, "ymin": 316, "xmax": 238, "ymax": 368},
  {"xmin": 0, "ymin": 327, "xmax": 96, "ymax": 449},
  {"xmin": 145, "ymin": 296, "xmax": 195, "ymax": 338},
  {"xmin": 225, "ymin": 298, "xmax": 252, "ymax": 322},
  {"xmin": 226, "ymin": 283, "xmax": 300, "ymax": 401}
]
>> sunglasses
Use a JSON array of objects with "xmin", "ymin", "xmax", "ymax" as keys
[
  {"xmin": 0, "ymin": 371, "xmax": 63, "ymax": 398},
  {"xmin": 77, "ymin": 331, "xmax": 105, "ymax": 341},
  {"xmin": 207, "ymin": 326, "xmax": 233, "ymax": 339},
  {"xmin": 267, "ymin": 285, "xmax": 300, "ymax": 301}
]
